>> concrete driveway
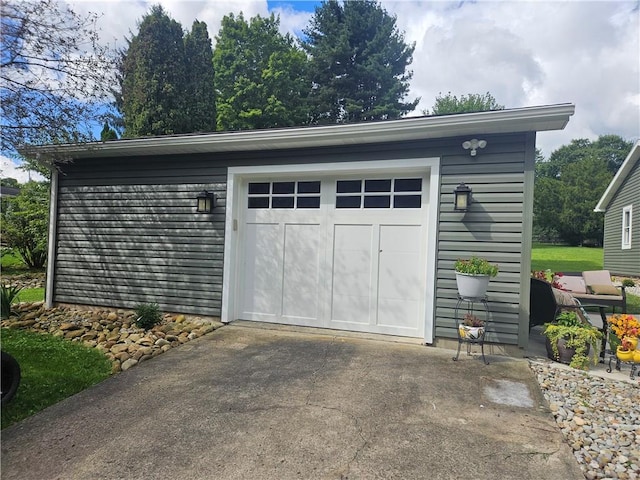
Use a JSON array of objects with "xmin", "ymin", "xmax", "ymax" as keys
[{"xmin": 1, "ymin": 324, "xmax": 583, "ymax": 480}]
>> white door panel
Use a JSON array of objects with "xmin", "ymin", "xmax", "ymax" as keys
[
  {"xmin": 282, "ymin": 223, "xmax": 322, "ymax": 321},
  {"xmin": 241, "ymin": 223, "xmax": 282, "ymax": 318},
  {"xmin": 377, "ymin": 225, "xmax": 423, "ymax": 330},
  {"xmin": 331, "ymin": 224, "xmax": 373, "ymax": 324}
]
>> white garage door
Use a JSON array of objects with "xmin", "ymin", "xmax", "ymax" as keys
[{"xmin": 237, "ymin": 172, "xmax": 430, "ymax": 338}]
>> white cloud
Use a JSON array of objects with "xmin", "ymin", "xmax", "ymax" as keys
[
  {"xmin": 68, "ymin": 0, "xmax": 639, "ymax": 157},
  {"xmin": 0, "ymin": 156, "xmax": 46, "ymax": 184}
]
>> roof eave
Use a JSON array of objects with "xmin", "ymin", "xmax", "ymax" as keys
[
  {"xmin": 30, "ymin": 103, "xmax": 575, "ymax": 160},
  {"xmin": 594, "ymin": 140, "xmax": 640, "ymax": 212}
]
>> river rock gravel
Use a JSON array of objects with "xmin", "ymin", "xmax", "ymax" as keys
[
  {"xmin": 530, "ymin": 361, "xmax": 640, "ymax": 479},
  {"xmin": 1, "ymin": 302, "xmax": 222, "ymax": 373}
]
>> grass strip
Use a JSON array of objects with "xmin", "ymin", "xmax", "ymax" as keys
[{"xmin": 1, "ymin": 328, "xmax": 112, "ymax": 429}]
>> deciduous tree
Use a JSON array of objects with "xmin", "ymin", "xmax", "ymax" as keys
[
  {"xmin": 533, "ymin": 135, "xmax": 632, "ymax": 245},
  {"xmin": 426, "ymin": 92, "xmax": 504, "ymax": 115},
  {"xmin": 302, "ymin": 0, "xmax": 418, "ymax": 124},
  {"xmin": 0, "ymin": 182, "xmax": 49, "ymax": 268},
  {"xmin": 213, "ymin": 13, "xmax": 309, "ymax": 131},
  {"xmin": 1, "ymin": 0, "xmax": 115, "ymax": 174}
]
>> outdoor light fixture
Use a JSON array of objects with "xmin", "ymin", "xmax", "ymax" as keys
[
  {"xmin": 453, "ymin": 183, "xmax": 472, "ymax": 212},
  {"xmin": 462, "ymin": 138, "xmax": 487, "ymax": 156},
  {"xmin": 196, "ymin": 190, "xmax": 216, "ymax": 213}
]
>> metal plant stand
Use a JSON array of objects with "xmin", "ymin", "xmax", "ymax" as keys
[
  {"xmin": 452, "ymin": 295, "xmax": 490, "ymax": 365},
  {"xmin": 606, "ymin": 353, "xmax": 640, "ymax": 380}
]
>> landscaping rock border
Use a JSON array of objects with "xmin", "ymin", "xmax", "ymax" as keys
[{"xmin": 1, "ymin": 302, "xmax": 223, "ymax": 373}]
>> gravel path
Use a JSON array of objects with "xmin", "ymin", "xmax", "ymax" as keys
[{"xmin": 530, "ymin": 361, "xmax": 639, "ymax": 479}]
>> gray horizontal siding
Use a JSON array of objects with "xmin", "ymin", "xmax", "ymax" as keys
[
  {"xmin": 53, "ymin": 166, "xmax": 226, "ymax": 315},
  {"xmin": 53, "ymin": 131, "xmax": 535, "ymax": 345},
  {"xmin": 434, "ymin": 132, "xmax": 534, "ymax": 345},
  {"xmin": 603, "ymin": 160, "xmax": 640, "ymax": 276}
]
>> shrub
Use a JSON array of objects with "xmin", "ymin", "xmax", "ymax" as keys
[
  {"xmin": 134, "ymin": 303, "xmax": 162, "ymax": 330},
  {"xmin": 1, "ymin": 285, "xmax": 23, "ymax": 319},
  {"xmin": 622, "ymin": 278, "xmax": 636, "ymax": 288}
]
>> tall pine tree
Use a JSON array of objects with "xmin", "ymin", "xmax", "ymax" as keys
[
  {"xmin": 302, "ymin": 0, "xmax": 418, "ymax": 124},
  {"xmin": 184, "ymin": 20, "xmax": 216, "ymax": 133},
  {"xmin": 213, "ymin": 13, "xmax": 309, "ymax": 131},
  {"xmin": 118, "ymin": 5, "xmax": 188, "ymax": 137}
]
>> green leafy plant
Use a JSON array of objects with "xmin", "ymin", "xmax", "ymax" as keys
[
  {"xmin": 622, "ymin": 278, "xmax": 636, "ymax": 288},
  {"xmin": 1, "ymin": 285, "xmax": 23, "ymax": 319},
  {"xmin": 454, "ymin": 257, "xmax": 499, "ymax": 277},
  {"xmin": 543, "ymin": 311, "xmax": 603, "ymax": 370},
  {"xmin": 134, "ymin": 303, "xmax": 162, "ymax": 330}
]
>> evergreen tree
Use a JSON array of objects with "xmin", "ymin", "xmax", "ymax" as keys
[
  {"xmin": 213, "ymin": 13, "xmax": 309, "ymax": 131},
  {"xmin": 184, "ymin": 20, "xmax": 216, "ymax": 133},
  {"xmin": 100, "ymin": 122, "xmax": 118, "ymax": 141},
  {"xmin": 118, "ymin": 5, "xmax": 188, "ymax": 137},
  {"xmin": 302, "ymin": 0, "xmax": 418, "ymax": 124}
]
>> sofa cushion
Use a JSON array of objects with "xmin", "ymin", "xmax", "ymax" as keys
[
  {"xmin": 556, "ymin": 275, "xmax": 587, "ymax": 293},
  {"xmin": 587, "ymin": 284, "xmax": 620, "ymax": 296}
]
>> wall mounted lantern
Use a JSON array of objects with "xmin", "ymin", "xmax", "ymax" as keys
[
  {"xmin": 453, "ymin": 183, "xmax": 472, "ymax": 212},
  {"xmin": 196, "ymin": 190, "xmax": 216, "ymax": 213},
  {"xmin": 462, "ymin": 138, "xmax": 487, "ymax": 156}
]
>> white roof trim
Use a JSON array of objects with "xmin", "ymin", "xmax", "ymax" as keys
[
  {"xmin": 33, "ymin": 103, "xmax": 575, "ymax": 160},
  {"xmin": 594, "ymin": 140, "xmax": 640, "ymax": 212}
]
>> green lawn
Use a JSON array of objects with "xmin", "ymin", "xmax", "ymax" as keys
[
  {"xmin": 16, "ymin": 288, "xmax": 45, "ymax": 303},
  {"xmin": 531, "ymin": 243, "xmax": 603, "ymax": 273},
  {"xmin": 0, "ymin": 328, "xmax": 112, "ymax": 429}
]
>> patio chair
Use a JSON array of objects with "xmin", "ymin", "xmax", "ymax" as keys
[{"xmin": 529, "ymin": 277, "xmax": 590, "ymax": 330}]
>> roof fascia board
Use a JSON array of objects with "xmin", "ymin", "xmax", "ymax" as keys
[
  {"xmin": 34, "ymin": 104, "xmax": 575, "ymax": 160},
  {"xmin": 594, "ymin": 140, "xmax": 640, "ymax": 212}
]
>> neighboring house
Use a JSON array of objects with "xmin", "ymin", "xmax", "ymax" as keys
[
  {"xmin": 595, "ymin": 140, "xmax": 640, "ymax": 277},
  {"xmin": 39, "ymin": 104, "xmax": 574, "ymax": 351}
]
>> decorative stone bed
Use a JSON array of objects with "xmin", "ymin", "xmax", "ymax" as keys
[{"xmin": 1, "ymin": 302, "xmax": 223, "ymax": 373}]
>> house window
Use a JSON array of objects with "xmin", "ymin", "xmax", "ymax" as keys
[
  {"xmin": 335, "ymin": 178, "xmax": 422, "ymax": 209},
  {"xmin": 622, "ymin": 205, "xmax": 632, "ymax": 249},
  {"xmin": 248, "ymin": 181, "xmax": 321, "ymax": 209}
]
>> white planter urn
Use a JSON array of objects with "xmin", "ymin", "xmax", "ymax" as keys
[{"xmin": 455, "ymin": 272, "xmax": 490, "ymax": 298}]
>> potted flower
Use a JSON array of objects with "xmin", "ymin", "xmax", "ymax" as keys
[
  {"xmin": 458, "ymin": 313, "xmax": 485, "ymax": 340},
  {"xmin": 606, "ymin": 313, "xmax": 639, "ymax": 351},
  {"xmin": 542, "ymin": 311, "xmax": 603, "ymax": 370},
  {"xmin": 454, "ymin": 257, "xmax": 499, "ymax": 298},
  {"xmin": 616, "ymin": 338, "xmax": 635, "ymax": 363}
]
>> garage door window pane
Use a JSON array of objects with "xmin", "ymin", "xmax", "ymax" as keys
[
  {"xmin": 248, "ymin": 182, "xmax": 270, "ymax": 194},
  {"xmin": 337, "ymin": 180, "xmax": 362, "ymax": 193},
  {"xmin": 248, "ymin": 197, "xmax": 269, "ymax": 209},
  {"xmin": 297, "ymin": 196, "xmax": 321, "ymax": 208},
  {"xmin": 272, "ymin": 196, "xmax": 295, "ymax": 208},
  {"xmin": 365, "ymin": 179, "xmax": 391, "ymax": 192},
  {"xmin": 394, "ymin": 178, "xmax": 422, "ymax": 192},
  {"xmin": 297, "ymin": 181, "xmax": 321, "ymax": 194},
  {"xmin": 364, "ymin": 195, "xmax": 391, "ymax": 208},
  {"xmin": 394, "ymin": 195, "xmax": 421, "ymax": 208},
  {"xmin": 336, "ymin": 196, "xmax": 361, "ymax": 208},
  {"xmin": 273, "ymin": 182, "xmax": 295, "ymax": 194}
]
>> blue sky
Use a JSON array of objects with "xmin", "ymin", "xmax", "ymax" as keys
[{"xmin": 2, "ymin": 0, "xmax": 638, "ymax": 182}]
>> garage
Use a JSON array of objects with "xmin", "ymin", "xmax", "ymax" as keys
[
  {"xmin": 43, "ymin": 105, "xmax": 575, "ymax": 349},
  {"xmin": 224, "ymin": 158, "xmax": 440, "ymax": 340}
]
